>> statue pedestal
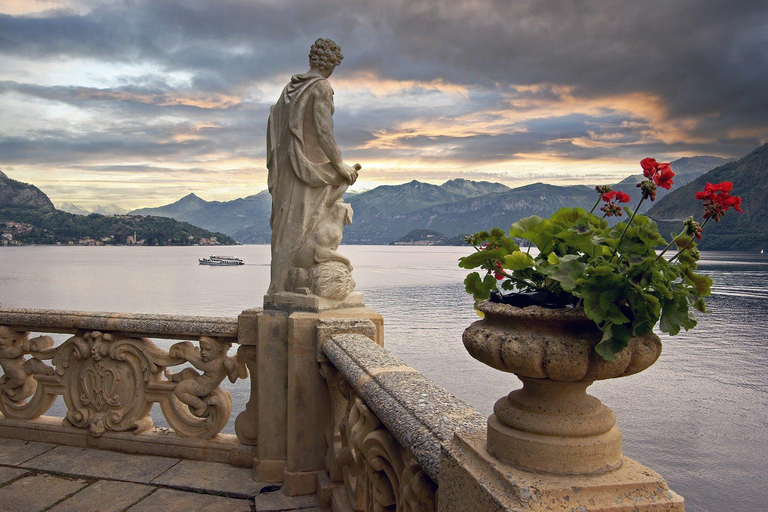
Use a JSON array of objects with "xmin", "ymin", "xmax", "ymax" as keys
[
  {"xmin": 263, "ymin": 291, "xmax": 365, "ymax": 313},
  {"xmin": 237, "ymin": 301, "xmax": 381, "ymax": 496}
]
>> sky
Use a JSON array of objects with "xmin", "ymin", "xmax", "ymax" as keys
[{"xmin": 0, "ymin": 0, "xmax": 766, "ymax": 209}]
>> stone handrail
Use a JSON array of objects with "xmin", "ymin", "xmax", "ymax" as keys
[
  {"xmin": 319, "ymin": 332, "xmax": 485, "ymax": 511},
  {"xmin": 0, "ymin": 308, "xmax": 245, "ymax": 443},
  {"xmin": 0, "ymin": 308, "xmax": 238, "ymax": 341}
]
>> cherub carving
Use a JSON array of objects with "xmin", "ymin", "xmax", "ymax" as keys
[
  {"xmin": 0, "ymin": 326, "xmax": 53, "ymax": 401},
  {"xmin": 165, "ymin": 336, "xmax": 247, "ymax": 417}
]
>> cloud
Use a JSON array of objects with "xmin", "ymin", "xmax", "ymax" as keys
[{"xmin": 0, "ymin": 0, "xmax": 766, "ymax": 207}]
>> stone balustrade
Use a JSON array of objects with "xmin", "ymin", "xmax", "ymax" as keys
[
  {"xmin": 319, "ymin": 333, "xmax": 486, "ymax": 511},
  {"xmin": 0, "ymin": 307, "xmax": 255, "ymax": 467},
  {"xmin": 0, "ymin": 305, "xmax": 684, "ymax": 511}
]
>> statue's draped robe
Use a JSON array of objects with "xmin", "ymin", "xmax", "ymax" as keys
[{"xmin": 267, "ymin": 74, "xmax": 346, "ymax": 294}]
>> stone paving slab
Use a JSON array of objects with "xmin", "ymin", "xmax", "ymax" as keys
[
  {"xmin": 151, "ymin": 458, "xmax": 275, "ymax": 498},
  {"xmin": 0, "ymin": 465, "xmax": 29, "ymax": 485},
  {"xmin": 127, "ymin": 487, "xmax": 252, "ymax": 512},
  {"xmin": 0, "ymin": 473, "xmax": 90, "ymax": 512},
  {"xmin": 48, "ymin": 479, "xmax": 155, "ymax": 512},
  {"xmin": 20, "ymin": 445, "xmax": 181, "ymax": 484},
  {"xmin": 0, "ymin": 438, "xmax": 55, "ymax": 465},
  {"xmin": 254, "ymin": 490, "xmax": 320, "ymax": 511}
]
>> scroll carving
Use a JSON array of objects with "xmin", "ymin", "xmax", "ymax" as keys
[
  {"xmin": 320, "ymin": 363, "xmax": 437, "ymax": 512},
  {"xmin": 0, "ymin": 327, "xmax": 247, "ymax": 440}
]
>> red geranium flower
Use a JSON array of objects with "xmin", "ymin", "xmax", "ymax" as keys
[
  {"xmin": 696, "ymin": 181, "xmax": 744, "ymax": 221},
  {"xmin": 654, "ymin": 163, "xmax": 675, "ymax": 190},
  {"xmin": 640, "ymin": 158, "xmax": 658, "ymax": 178},
  {"xmin": 602, "ymin": 190, "xmax": 617, "ymax": 202},
  {"xmin": 615, "ymin": 191, "xmax": 631, "ymax": 203}
]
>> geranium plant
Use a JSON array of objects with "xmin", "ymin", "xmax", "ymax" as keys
[{"xmin": 460, "ymin": 159, "xmax": 744, "ymax": 361}]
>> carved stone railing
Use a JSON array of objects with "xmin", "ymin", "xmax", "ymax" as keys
[
  {"xmin": 318, "ymin": 332, "xmax": 486, "ymax": 512},
  {"xmin": 0, "ymin": 308, "xmax": 254, "ymax": 465}
]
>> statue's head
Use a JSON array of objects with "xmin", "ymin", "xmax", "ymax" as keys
[
  {"xmin": 309, "ymin": 38, "xmax": 343, "ymax": 77},
  {"xmin": 199, "ymin": 336, "xmax": 230, "ymax": 362}
]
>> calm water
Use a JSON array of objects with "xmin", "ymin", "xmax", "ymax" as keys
[{"xmin": 1, "ymin": 245, "xmax": 766, "ymax": 511}]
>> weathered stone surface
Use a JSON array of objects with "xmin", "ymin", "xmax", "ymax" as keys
[
  {"xmin": 256, "ymin": 310, "xmax": 289, "ymax": 479},
  {"xmin": 20, "ymin": 446, "xmax": 180, "ymax": 483},
  {"xmin": 0, "ymin": 415, "xmax": 253, "ymax": 467},
  {"xmin": 0, "ymin": 308, "xmax": 238, "ymax": 341},
  {"xmin": 323, "ymin": 333, "xmax": 485, "ymax": 482},
  {"xmin": 127, "ymin": 487, "xmax": 252, "ymax": 512},
  {"xmin": 151, "ymin": 459, "xmax": 272, "ymax": 498},
  {"xmin": 254, "ymin": 490, "xmax": 319, "ymax": 511},
  {"xmin": 464, "ymin": 302, "xmax": 661, "ymax": 381},
  {"xmin": 0, "ymin": 465, "xmax": 28, "ymax": 485},
  {"xmin": 48, "ymin": 480, "xmax": 154, "ymax": 512},
  {"xmin": 0, "ymin": 473, "xmax": 90, "ymax": 512},
  {"xmin": 0, "ymin": 437, "xmax": 55, "ymax": 465},
  {"xmin": 264, "ymin": 291, "xmax": 365, "ymax": 313},
  {"xmin": 439, "ymin": 430, "xmax": 684, "ymax": 512}
]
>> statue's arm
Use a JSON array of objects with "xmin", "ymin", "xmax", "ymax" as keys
[{"xmin": 313, "ymin": 82, "xmax": 356, "ymax": 184}]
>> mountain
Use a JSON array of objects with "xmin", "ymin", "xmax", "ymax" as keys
[
  {"xmin": 58, "ymin": 202, "xmax": 129, "ymax": 215},
  {"xmin": 130, "ymin": 179, "xmax": 510, "ymax": 244},
  {"xmin": 58, "ymin": 202, "xmax": 91, "ymax": 215},
  {"xmin": 612, "ymin": 156, "xmax": 734, "ymax": 213},
  {"xmin": 0, "ymin": 171, "xmax": 55, "ymax": 212},
  {"xmin": 0, "ymin": 173, "xmax": 235, "ymax": 246},
  {"xmin": 131, "ymin": 191, "xmax": 273, "ymax": 244},
  {"xmin": 371, "ymin": 183, "xmax": 597, "ymax": 243},
  {"xmin": 647, "ymin": 144, "xmax": 768, "ymax": 251}
]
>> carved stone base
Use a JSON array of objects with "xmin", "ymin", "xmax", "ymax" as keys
[
  {"xmin": 264, "ymin": 292, "xmax": 365, "ymax": 313},
  {"xmin": 439, "ymin": 430, "xmax": 684, "ymax": 512}
]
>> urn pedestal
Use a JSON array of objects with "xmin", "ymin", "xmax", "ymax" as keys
[{"xmin": 463, "ymin": 301, "xmax": 662, "ymax": 476}]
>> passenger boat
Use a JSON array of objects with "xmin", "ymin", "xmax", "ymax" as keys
[{"xmin": 198, "ymin": 255, "xmax": 244, "ymax": 266}]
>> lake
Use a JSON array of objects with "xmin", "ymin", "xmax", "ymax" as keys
[{"xmin": 1, "ymin": 245, "xmax": 766, "ymax": 511}]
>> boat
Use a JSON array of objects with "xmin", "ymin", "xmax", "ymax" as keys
[{"xmin": 198, "ymin": 255, "xmax": 244, "ymax": 266}]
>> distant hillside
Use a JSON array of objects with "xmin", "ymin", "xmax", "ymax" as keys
[
  {"xmin": 0, "ymin": 172, "xmax": 235, "ymax": 246},
  {"xmin": 380, "ymin": 183, "xmax": 598, "ymax": 243},
  {"xmin": 612, "ymin": 156, "xmax": 734, "ymax": 213},
  {"xmin": 391, "ymin": 229, "xmax": 447, "ymax": 245},
  {"xmin": 0, "ymin": 172, "xmax": 55, "ymax": 211},
  {"xmin": 131, "ymin": 179, "xmax": 510, "ymax": 244},
  {"xmin": 647, "ymin": 144, "xmax": 768, "ymax": 251},
  {"xmin": 131, "ymin": 191, "xmax": 273, "ymax": 244},
  {"xmin": 344, "ymin": 179, "xmax": 511, "ymax": 243}
]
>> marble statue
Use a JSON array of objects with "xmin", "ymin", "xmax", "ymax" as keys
[{"xmin": 267, "ymin": 38, "xmax": 360, "ymax": 301}]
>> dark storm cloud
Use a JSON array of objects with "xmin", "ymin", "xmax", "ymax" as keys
[{"xmin": 0, "ymin": 0, "xmax": 766, "ymax": 199}]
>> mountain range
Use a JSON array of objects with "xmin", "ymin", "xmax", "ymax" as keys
[
  {"xmin": 129, "ymin": 157, "xmax": 731, "ymax": 245},
  {"xmin": 58, "ymin": 202, "xmax": 129, "ymax": 216}
]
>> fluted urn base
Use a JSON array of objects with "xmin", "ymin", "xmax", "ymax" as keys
[
  {"xmin": 464, "ymin": 301, "xmax": 662, "ymax": 477},
  {"xmin": 487, "ymin": 377, "xmax": 622, "ymax": 475}
]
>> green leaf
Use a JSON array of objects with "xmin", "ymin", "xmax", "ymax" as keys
[
  {"xmin": 503, "ymin": 251, "xmax": 536, "ymax": 271},
  {"xmin": 683, "ymin": 268, "xmax": 712, "ymax": 296},
  {"xmin": 509, "ymin": 216, "xmax": 553, "ymax": 250},
  {"xmin": 464, "ymin": 272, "xmax": 498, "ymax": 301},
  {"xmin": 660, "ymin": 296, "xmax": 697, "ymax": 335},
  {"xmin": 540, "ymin": 254, "xmax": 587, "ymax": 293},
  {"xmin": 595, "ymin": 323, "xmax": 632, "ymax": 361},
  {"xmin": 459, "ymin": 249, "xmax": 503, "ymax": 269}
]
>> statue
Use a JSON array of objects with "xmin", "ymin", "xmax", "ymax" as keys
[
  {"xmin": 266, "ymin": 38, "xmax": 360, "ymax": 301},
  {"xmin": 165, "ymin": 337, "xmax": 247, "ymax": 417}
]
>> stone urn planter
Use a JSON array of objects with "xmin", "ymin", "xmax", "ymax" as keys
[{"xmin": 463, "ymin": 300, "xmax": 662, "ymax": 476}]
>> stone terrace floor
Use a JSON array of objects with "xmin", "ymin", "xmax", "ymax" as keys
[{"xmin": 0, "ymin": 438, "xmax": 320, "ymax": 512}]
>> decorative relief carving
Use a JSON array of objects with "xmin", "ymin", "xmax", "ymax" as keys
[
  {"xmin": 0, "ymin": 326, "xmax": 56, "ymax": 420},
  {"xmin": 320, "ymin": 363, "xmax": 437, "ymax": 512},
  {"xmin": 0, "ymin": 327, "xmax": 247, "ymax": 440}
]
